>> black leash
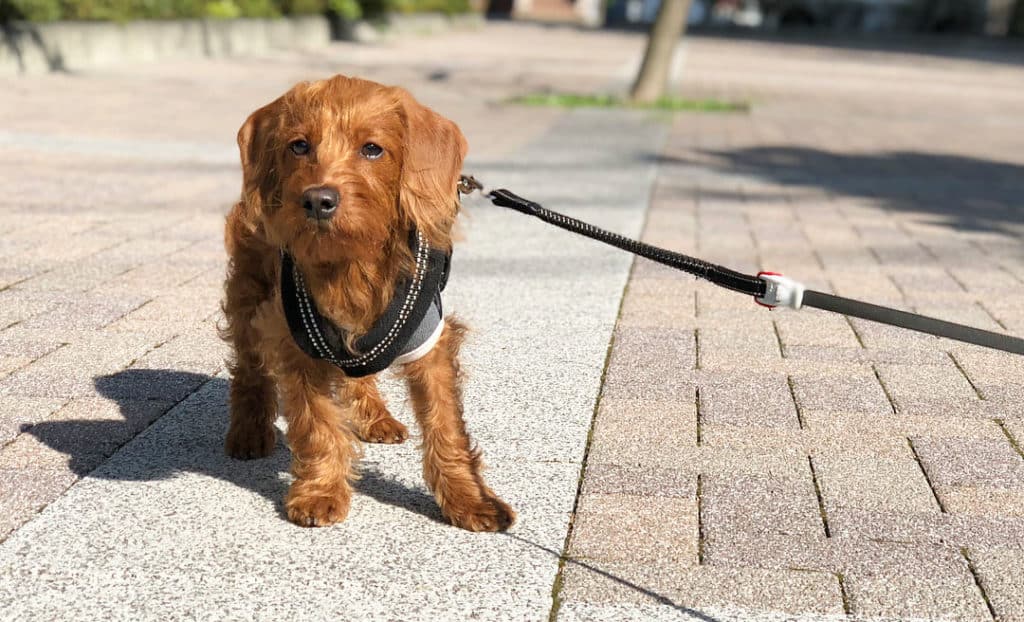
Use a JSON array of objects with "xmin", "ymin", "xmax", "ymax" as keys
[{"xmin": 458, "ymin": 175, "xmax": 1024, "ymax": 356}]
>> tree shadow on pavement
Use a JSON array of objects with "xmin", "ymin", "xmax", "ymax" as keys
[
  {"xmin": 25, "ymin": 368, "xmax": 445, "ymax": 525},
  {"xmin": 657, "ymin": 147, "xmax": 1024, "ymax": 238},
  {"xmin": 687, "ymin": 29, "xmax": 1024, "ymax": 69}
]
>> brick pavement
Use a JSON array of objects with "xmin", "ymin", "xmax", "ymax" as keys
[
  {"xmin": 560, "ymin": 34, "xmax": 1024, "ymax": 621},
  {"xmin": 1, "ymin": 22, "xmax": 1023, "ymax": 621}
]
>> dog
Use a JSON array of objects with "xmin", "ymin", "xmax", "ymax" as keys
[{"xmin": 220, "ymin": 75, "xmax": 515, "ymax": 531}]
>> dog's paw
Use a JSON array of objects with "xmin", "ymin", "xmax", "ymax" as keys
[
  {"xmin": 225, "ymin": 424, "xmax": 277, "ymax": 460},
  {"xmin": 355, "ymin": 416, "xmax": 409, "ymax": 444},
  {"xmin": 443, "ymin": 493, "xmax": 516, "ymax": 532},
  {"xmin": 286, "ymin": 492, "xmax": 350, "ymax": 527}
]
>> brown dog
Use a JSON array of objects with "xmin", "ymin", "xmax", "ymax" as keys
[{"xmin": 220, "ymin": 75, "xmax": 515, "ymax": 531}]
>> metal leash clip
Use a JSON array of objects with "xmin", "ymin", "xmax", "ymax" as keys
[
  {"xmin": 458, "ymin": 175, "xmax": 485, "ymax": 196},
  {"xmin": 755, "ymin": 272, "xmax": 806, "ymax": 310}
]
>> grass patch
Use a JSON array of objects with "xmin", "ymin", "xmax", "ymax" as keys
[{"xmin": 510, "ymin": 92, "xmax": 748, "ymax": 113}]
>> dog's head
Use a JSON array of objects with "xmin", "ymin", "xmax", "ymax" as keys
[{"xmin": 237, "ymin": 75, "xmax": 467, "ymax": 264}]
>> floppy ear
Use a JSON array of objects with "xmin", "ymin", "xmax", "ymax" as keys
[
  {"xmin": 236, "ymin": 97, "xmax": 283, "ymax": 218},
  {"xmin": 396, "ymin": 90, "xmax": 467, "ymax": 250}
]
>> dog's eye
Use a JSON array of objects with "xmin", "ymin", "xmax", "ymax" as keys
[
  {"xmin": 289, "ymin": 140, "xmax": 310, "ymax": 156},
  {"xmin": 360, "ymin": 143, "xmax": 384, "ymax": 160}
]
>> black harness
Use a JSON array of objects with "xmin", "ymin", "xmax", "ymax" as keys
[{"xmin": 280, "ymin": 228, "xmax": 451, "ymax": 377}]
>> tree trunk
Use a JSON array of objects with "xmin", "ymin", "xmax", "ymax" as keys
[
  {"xmin": 1012, "ymin": 0, "xmax": 1024, "ymax": 35},
  {"xmin": 629, "ymin": 0, "xmax": 692, "ymax": 104}
]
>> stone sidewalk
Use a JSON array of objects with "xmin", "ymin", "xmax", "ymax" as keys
[
  {"xmin": 558, "ymin": 34, "xmax": 1024, "ymax": 621},
  {"xmin": 1, "ymin": 22, "xmax": 1024, "ymax": 621}
]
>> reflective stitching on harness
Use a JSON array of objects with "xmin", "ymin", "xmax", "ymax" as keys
[
  {"xmin": 293, "ymin": 266, "xmax": 337, "ymax": 365},
  {"xmin": 289, "ymin": 229, "xmax": 432, "ymax": 368}
]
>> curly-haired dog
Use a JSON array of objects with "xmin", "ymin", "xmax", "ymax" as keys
[{"xmin": 220, "ymin": 75, "xmax": 515, "ymax": 531}]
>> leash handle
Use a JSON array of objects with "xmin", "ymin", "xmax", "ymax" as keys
[{"xmin": 802, "ymin": 290, "xmax": 1024, "ymax": 356}]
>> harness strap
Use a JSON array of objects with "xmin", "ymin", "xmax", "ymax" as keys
[{"xmin": 281, "ymin": 228, "xmax": 451, "ymax": 377}]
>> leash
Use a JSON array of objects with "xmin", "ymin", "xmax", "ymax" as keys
[{"xmin": 457, "ymin": 175, "xmax": 1024, "ymax": 356}]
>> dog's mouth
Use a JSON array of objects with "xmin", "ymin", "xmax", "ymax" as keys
[{"xmin": 304, "ymin": 214, "xmax": 335, "ymax": 231}]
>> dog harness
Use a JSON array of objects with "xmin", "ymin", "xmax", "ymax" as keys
[{"xmin": 280, "ymin": 228, "xmax": 451, "ymax": 377}]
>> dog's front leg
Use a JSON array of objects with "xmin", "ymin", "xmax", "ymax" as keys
[
  {"xmin": 279, "ymin": 366, "xmax": 358, "ymax": 527},
  {"xmin": 340, "ymin": 376, "xmax": 409, "ymax": 444},
  {"xmin": 400, "ymin": 318, "xmax": 515, "ymax": 532}
]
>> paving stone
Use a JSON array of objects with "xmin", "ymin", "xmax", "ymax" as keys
[
  {"xmin": 1004, "ymin": 418, "xmax": 1024, "ymax": 451},
  {"xmin": 969, "ymin": 546, "xmax": 1024, "ymax": 622},
  {"xmin": 815, "ymin": 444, "xmax": 941, "ymax": 515},
  {"xmin": 911, "ymin": 436, "xmax": 1024, "ymax": 490},
  {"xmin": 0, "ymin": 333, "xmax": 65, "ymax": 360},
  {"xmin": 560, "ymin": 560, "xmax": 844, "ymax": 615},
  {"xmin": 847, "ymin": 317, "xmax": 949, "ymax": 353},
  {"xmin": 587, "ymin": 399, "xmax": 697, "ymax": 470},
  {"xmin": 91, "ymin": 367, "xmax": 214, "ymax": 403},
  {"xmin": 701, "ymin": 532, "xmax": 829, "ymax": 573},
  {"xmin": 0, "ymin": 398, "xmax": 169, "ymax": 475},
  {"xmin": 617, "ymin": 292, "xmax": 698, "ymax": 330},
  {"xmin": 104, "ymin": 263, "xmax": 219, "ymax": 295},
  {"xmin": 826, "ymin": 270, "xmax": 904, "ymax": 307},
  {"xmin": 580, "ymin": 464, "xmax": 695, "ymax": 499},
  {"xmin": 0, "ymin": 468, "xmax": 78, "ymax": 541},
  {"xmin": 0, "ymin": 396, "xmax": 67, "ymax": 446},
  {"xmin": 122, "ymin": 288, "xmax": 222, "ymax": 324},
  {"xmin": 783, "ymin": 343, "xmax": 950, "ymax": 365},
  {"xmin": 700, "ymin": 424, "xmax": 908, "ymax": 462},
  {"xmin": 696, "ymin": 319, "xmax": 781, "ymax": 368},
  {"xmin": 701, "ymin": 472, "xmax": 825, "ymax": 541},
  {"xmin": 569, "ymin": 494, "xmax": 698, "ymax": 564},
  {"xmin": 951, "ymin": 348, "xmax": 1024, "ymax": 399},
  {"xmin": 0, "ymin": 357, "xmax": 27, "ymax": 379},
  {"xmin": 773, "ymin": 309, "xmax": 862, "ymax": 351},
  {"xmin": 17, "ymin": 258, "xmax": 138, "ymax": 293},
  {"xmin": 842, "ymin": 542, "xmax": 991, "ymax": 621},
  {"xmin": 940, "ymin": 488, "xmax": 1024, "ymax": 517},
  {"xmin": 19, "ymin": 299, "xmax": 149, "ymax": 331},
  {"xmin": 789, "ymin": 363, "xmax": 894, "ymax": 415},
  {"xmin": 0, "ymin": 290, "xmax": 57, "ymax": 329},
  {"xmin": 829, "ymin": 506, "xmax": 1024, "ymax": 550},
  {"xmin": 601, "ymin": 327, "xmax": 696, "ymax": 401},
  {"xmin": 697, "ymin": 370, "xmax": 799, "ymax": 429},
  {"xmin": 129, "ymin": 329, "xmax": 229, "ymax": 374},
  {"xmin": 872, "ymin": 360, "xmax": 983, "ymax": 413},
  {"xmin": 800, "ymin": 411, "xmax": 1011, "ymax": 449}
]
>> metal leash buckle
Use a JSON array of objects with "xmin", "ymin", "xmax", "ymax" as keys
[{"xmin": 458, "ymin": 174, "xmax": 484, "ymax": 196}]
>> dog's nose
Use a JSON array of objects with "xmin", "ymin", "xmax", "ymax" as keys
[{"xmin": 302, "ymin": 187, "xmax": 340, "ymax": 219}]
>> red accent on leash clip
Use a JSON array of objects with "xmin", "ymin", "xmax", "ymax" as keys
[{"xmin": 755, "ymin": 271, "xmax": 782, "ymax": 308}]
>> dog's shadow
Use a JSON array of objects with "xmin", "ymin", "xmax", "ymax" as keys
[{"xmin": 24, "ymin": 368, "xmax": 445, "ymax": 525}]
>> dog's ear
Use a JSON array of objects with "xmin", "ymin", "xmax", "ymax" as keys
[
  {"xmin": 236, "ymin": 97, "xmax": 283, "ymax": 213},
  {"xmin": 396, "ymin": 90, "xmax": 467, "ymax": 250}
]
